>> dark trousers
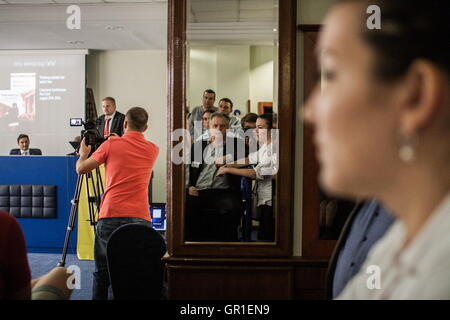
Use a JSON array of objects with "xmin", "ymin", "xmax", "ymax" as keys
[
  {"xmin": 92, "ymin": 217, "xmax": 151, "ymax": 300},
  {"xmin": 257, "ymin": 205, "xmax": 274, "ymax": 241},
  {"xmin": 185, "ymin": 189, "xmax": 242, "ymax": 242}
]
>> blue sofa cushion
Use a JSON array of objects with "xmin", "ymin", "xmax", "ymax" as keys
[{"xmin": 0, "ymin": 185, "xmax": 57, "ymax": 218}]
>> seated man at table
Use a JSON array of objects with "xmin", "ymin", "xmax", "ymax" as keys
[{"xmin": 9, "ymin": 134, "xmax": 42, "ymax": 155}]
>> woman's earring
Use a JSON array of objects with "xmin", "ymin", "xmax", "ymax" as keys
[{"xmin": 398, "ymin": 133, "xmax": 417, "ymax": 163}]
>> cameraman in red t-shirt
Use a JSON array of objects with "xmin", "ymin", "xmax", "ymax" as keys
[{"xmin": 77, "ymin": 106, "xmax": 160, "ymax": 300}]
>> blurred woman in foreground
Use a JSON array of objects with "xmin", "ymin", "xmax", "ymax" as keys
[{"xmin": 304, "ymin": 0, "xmax": 450, "ymax": 299}]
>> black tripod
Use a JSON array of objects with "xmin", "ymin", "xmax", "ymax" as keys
[{"xmin": 58, "ymin": 167, "xmax": 104, "ymax": 267}]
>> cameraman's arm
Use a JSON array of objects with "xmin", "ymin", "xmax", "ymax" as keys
[{"xmin": 76, "ymin": 138, "xmax": 100, "ymax": 174}]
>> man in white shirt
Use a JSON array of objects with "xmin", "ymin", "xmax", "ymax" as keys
[{"xmin": 9, "ymin": 134, "xmax": 42, "ymax": 155}]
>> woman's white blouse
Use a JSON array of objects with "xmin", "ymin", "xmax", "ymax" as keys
[
  {"xmin": 337, "ymin": 192, "xmax": 450, "ymax": 300},
  {"xmin": 248, "ymin": 143, "xmax": 278, "ymax": 206}
]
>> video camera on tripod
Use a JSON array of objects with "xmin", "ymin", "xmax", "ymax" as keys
[
  {"xmin": 70, "ymin": 118, "xmax": 105, "ymax": 154},
  {"xmin": 59, "ymin": 118, "xmax": 106, "ymax": 267}
]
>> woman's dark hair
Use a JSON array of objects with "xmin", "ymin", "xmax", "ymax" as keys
[
  {"xmin": 335, "ymin": 0, "xmax": 450, "ymax": 82},
  {"xmin": 258, "ymin": 113, "xmax": 273, "ymax": 129}
]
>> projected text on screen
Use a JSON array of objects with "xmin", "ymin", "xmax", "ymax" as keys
[{"xmin": 0, "ymin": 50, "xmax": 86, "ymax": 156}]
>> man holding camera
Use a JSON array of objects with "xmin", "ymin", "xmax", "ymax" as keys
[
  {"xmin": 97, "ymin": 96, "xmax": 125, "ymax": 138},
  {"xmin": 76, "ymin": 107, "xmax": 159, "ymax": 300}
]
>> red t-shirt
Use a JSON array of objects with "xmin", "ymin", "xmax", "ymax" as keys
[
  {"xmin": 0, "ymin": 211, "xmax": 31, "ymax": 299},
  {"xmin": 91, "ymin": 131, "xmax": 159, "ymax": 221}
]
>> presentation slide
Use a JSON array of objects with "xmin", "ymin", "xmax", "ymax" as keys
[{"xmin": 0, "ymin": 50, "xmax": 87, "ymax": 155}]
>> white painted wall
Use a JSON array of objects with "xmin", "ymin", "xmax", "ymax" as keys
[
  {"xmin": 86, "ymin": 50, "xmax": 167, "ymax": 203},
  {"xmin": 188, "ymin": 45, "xmax": 275, "ymax": 116},
  {"xmin": 216, "ymin": 45, "xmax": 250, "ymax": 113},
  {"xmin": 187, "ymin": 46, "xmax": 217, "ymax": 110},
  {"xmin": 249, "ymin": 46, "xmax": 274, "ymax": 114}
]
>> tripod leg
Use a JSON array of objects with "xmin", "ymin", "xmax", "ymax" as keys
[
  {"xmin": 91, "ymin": 169, "xmax": 103, "ymax": 223},
  {"xmin": 58, "ymin": 174, "xmax": 84, "ymax": 267},
  {"xmin": 59, "ymin": 167, "xmax": 104, "ymax": 267},
  {"xmin": 85, "ymin": 173, "xmax": 97, "ymax": 233},
  {"xmin": 93, "ymin": 168, "xmax": 104, "ymax": 224},
  {"xmin": 95, "ymin": 167, "xmax": 104, "ymax": 196},
  {"xmin": 86, "ymin": 170, "xmax": 103, "ymax": 233}
]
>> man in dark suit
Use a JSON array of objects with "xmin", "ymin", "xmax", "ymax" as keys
[
  {"xmin": 97, "ymin": 97, "xmax": 125, "ymax": 138},
  {"xmin": 326, "ymin": 200, "xmax": 395, "ymax": 299},
  {"xmin": 9, "ymin": 134, "xmax": 42, "ymax": 155}
]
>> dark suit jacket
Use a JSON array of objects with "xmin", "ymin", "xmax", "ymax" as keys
[
  {"xmin": 325, "ymin": 200, "xmax": 394, "ymax": 299},
  {"xmin": 97, "ymin": 111, "xmax": 125, "ymax": 137},
  {"xmin": 325, "ymin": 202, "xmax": 362, "ymax": 299},
  {"xmin": 9, "ymin": 148, "xmax": 42, "ymax": 155}
]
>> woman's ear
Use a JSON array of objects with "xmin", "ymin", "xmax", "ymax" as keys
[{"xmin": 397, "ymin": 60, "xmax": 446, "ymax": 135}]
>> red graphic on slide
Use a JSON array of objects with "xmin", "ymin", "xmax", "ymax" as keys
[{"xmin": 19, "ymin": 89, "xmax": 36, "ymax": 121}]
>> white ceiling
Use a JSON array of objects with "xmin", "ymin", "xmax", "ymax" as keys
[
  {"xmin": 189, "ymin": 0, "xmax": 278, "ymax": 23},
  {"xmin": 0, "ymin": 1, "xmax": 168, "ymax": 49},
  {"xmin": 0, "ymin": 0, "xmax": 278, "ymax": 50},
  {"xmin": 188, "ymin": 0, "xmax": 278, "ymax": 45}
]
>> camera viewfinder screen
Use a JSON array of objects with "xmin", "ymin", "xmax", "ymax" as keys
[{"xmin": 70, "ymin": 118, "xmax": 82, "ymax": 126}]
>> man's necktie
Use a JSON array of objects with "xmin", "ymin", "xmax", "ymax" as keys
[
  {"xmin": 23, "ymin": 151, "xmax": 28, "ymax": 156},
  {"xmin": 104, "ymin": 118, "xmax": 111, "ymax": 138}
]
